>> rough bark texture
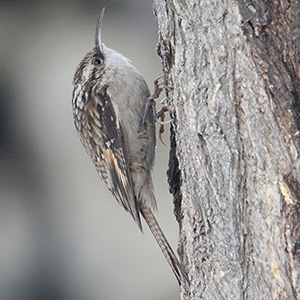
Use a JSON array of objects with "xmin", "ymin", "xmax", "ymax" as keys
[{"xmin": 152, "ymin": 0, "xmax": 300, "ymax": 299}]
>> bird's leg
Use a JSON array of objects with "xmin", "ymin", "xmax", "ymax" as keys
[
  {"xmin": 143, "ymin": 76, "xmax": 172, "ymax": 144},
  {"xmin": 155, "ymin": 101, "xmax": 172, "ymax": 145},
  {"xmin": 142, "ymin": 76, "xmax": 164, "ymax": 124}
]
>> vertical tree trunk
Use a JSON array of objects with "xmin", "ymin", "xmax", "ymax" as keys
[{"xmin": 152, "ymin": 0, "xmax": 300, "ymax": 299}]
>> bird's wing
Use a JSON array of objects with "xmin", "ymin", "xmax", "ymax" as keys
[{"xmin": 84, "ymin": 85, "xmax": 142, "ymax": 230}]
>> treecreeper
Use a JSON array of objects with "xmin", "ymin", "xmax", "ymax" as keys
[{"xmin": 72, "ymin": 7, "xmax": 187, "ymax": 285}]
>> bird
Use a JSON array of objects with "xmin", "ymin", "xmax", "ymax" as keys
[{"xmin": 72, "ymin": 7, "xmax": 187, "ymax": 285}]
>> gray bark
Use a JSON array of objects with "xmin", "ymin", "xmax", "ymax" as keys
[{"xmin": 152, "ymin": 0, "xmax": 300, "ymax": 299}]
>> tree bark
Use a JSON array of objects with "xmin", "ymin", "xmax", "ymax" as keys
[{"xmin": 152, "ymin": 0, "xmax": 300, "ymax": 299}]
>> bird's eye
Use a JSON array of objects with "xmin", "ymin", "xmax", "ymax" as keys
[{"xmin": 93, "ymin": 59, "xmax": 102, "ymax": 66}]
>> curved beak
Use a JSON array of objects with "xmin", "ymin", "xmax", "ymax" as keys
[{"xmin": 95, "ymin": 7, "xmax": 105, "ymax": 52}]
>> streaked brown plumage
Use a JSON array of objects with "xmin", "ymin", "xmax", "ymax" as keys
[{"xmin": 72, "ymin": 8, "xmax": 187, "ymax": 284}]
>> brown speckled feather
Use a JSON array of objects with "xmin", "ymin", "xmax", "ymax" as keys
[{"xmin": 74, "ymin": 84, "xmax": 141, "ymax": 229}]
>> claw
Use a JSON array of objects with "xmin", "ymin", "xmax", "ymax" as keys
[
  {"xmin": 156, "ymin": 118, "xmax": 172, "ymax": 125},
  {"xmin": 160, "ymin": 97, "xmax": 167, "ymax": 105},
  {"xmin": 159, "ymin": 132, "xmax": 168, "ymax": 146}
]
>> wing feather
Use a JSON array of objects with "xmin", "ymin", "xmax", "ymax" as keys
[{"xmin": 83, "ymin": 85, "xmax": 142, "ymax": 230}]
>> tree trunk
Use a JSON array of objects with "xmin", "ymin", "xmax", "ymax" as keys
[{"xmin": 152, "ymin": 0, "xmax": 300, "ymax": 299}]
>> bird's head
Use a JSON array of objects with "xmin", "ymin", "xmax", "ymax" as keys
[{"xmin": 73, "ymin": 8, "xmax": 106, "ymax": 85}]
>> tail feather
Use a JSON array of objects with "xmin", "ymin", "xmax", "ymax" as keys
[{"xmin": 139, "ymin": 203, "xmax": 188, "ymax": 285}]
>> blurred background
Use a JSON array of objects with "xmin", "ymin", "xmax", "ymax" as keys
[{"xmin": 0, "ymin": 1, "xmax": 181, "ymax": 299}]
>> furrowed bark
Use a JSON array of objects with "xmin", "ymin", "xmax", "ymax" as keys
[{"xmin": 152, "ymin": 0, "xmax": 300, "ymax": 299}]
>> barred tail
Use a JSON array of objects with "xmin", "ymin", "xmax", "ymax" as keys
[{"xmin": 139, "ymin": 203, "xmax": 188, "ymax": 285}]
